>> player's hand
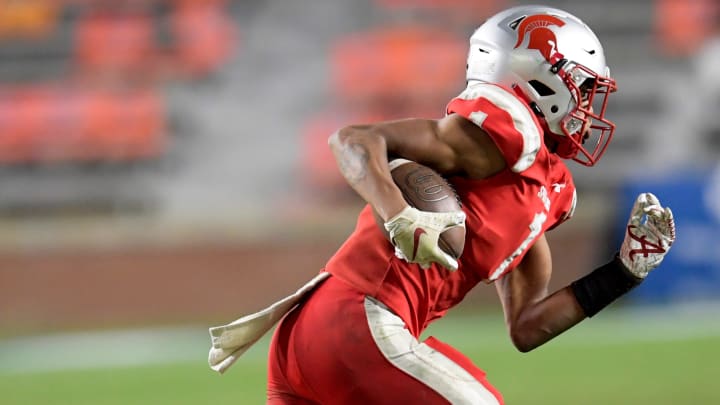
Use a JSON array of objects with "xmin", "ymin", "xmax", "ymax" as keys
[
  {"xmin": 384, "ymin": 206, "xmax": 466, "ymax": 271},
  {"xmin": 619, "ymin": 192, "xmax": 676, "ymax": 278}
]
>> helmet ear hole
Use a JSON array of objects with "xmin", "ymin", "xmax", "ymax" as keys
[
  {"xmin": 550, "ymin": 105, "xmax": 559, "ymax": 113},
  {"xmin": 528, "ymin": 80, "xmax": 555, "ymax": 96}
]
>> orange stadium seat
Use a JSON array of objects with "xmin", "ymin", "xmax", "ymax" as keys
[
  {"xmin": 109, "ymin": 89, "xmax": 167, "ymax": 159},
  {"xmin": 73, "ymin": 10, "xmax": 156, "ymax": 77},
  {"xmin": 0, "ymin": 86, "xmax": 167, "ymax": 164},
  {"xmin": 373, "ymin": 0, "xmax": 505, "ymax": 23},
  {"xmin": 0, "ymin": 87, "xmax": 56, "ymax": 163},
  {"xmin": 376, "ymin": 0, "xmax": 502, "ymax": 10},
  {"xmin": 169, "ymin": 0, "xmax": 238, "ymax": 77},
  {"xmin": 79, "ymin": 88, "xmax": 167, "ymax": 162},
  {"xmin": 330, "ymin": 26, "xmax": 467, "ymax": 107},
  {"xmin": 0, "ymin": 0, "xmax": 58, "ymax": 39},
  {"xmin": 654, "ymin": 0, "xmax": 719, "ymax": 56}
]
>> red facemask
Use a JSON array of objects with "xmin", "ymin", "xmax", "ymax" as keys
[{"xmin": 552, "ymin": 63, "xmax": 617, "ymax": 166}]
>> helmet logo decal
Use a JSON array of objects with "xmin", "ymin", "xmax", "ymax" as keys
[
  {"xmin": 513, "ymin": 14, "xmax": 566, "ymax": 62},
  {"xmin": 508, "ymin": 15, "xmax": 527, "ymax": 30}
]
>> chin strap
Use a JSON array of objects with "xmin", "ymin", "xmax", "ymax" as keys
[{"xmin": 545, "ymin": 131, "xmax": 580, "ymax": 159}]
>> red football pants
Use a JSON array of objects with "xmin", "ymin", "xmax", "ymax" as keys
[{"xmin": 266, "ymin": 275, "xmax": 503, "ymax": 405}]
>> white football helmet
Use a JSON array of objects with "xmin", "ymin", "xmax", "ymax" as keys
[{"xmin": 466, "ymin": 6, "xmax": 617, "ymax": 166}]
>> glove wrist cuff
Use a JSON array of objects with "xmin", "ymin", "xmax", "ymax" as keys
[{"xmin": 384, "ymin": 205, "xmax": 414, "ymax": 225}]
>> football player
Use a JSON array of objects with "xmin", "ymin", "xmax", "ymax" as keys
[{"xmin": 212, "ymin": 5, "xmax": 677, "ymax": 404}]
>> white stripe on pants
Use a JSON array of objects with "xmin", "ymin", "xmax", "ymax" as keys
[{"xmin": 364, "ymin": 296, "xmax": 501, "ymax": 405}]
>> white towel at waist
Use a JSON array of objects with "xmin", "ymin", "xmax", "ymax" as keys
[{"xmin": 207, "ymin": 272, "xmax": 330, "ymax": 374}]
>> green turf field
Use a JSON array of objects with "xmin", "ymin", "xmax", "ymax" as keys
[{"xmin": 2, "ymin": 307, "xmax": 719, "ymax": 404}]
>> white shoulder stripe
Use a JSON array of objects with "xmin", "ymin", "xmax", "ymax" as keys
[{"xmin": 458, "ymin": 84, "xmax": 542, "ymax": 173}]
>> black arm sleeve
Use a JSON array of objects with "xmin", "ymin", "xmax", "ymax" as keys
[{"xmin": 570, "ymin": 255, "xmax": 643, "ymax": 317}]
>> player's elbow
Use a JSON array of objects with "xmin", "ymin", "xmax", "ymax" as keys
[
  {"xmin": 327, "ymin": 128, "xmax": 343, "ymax": 151},
  {"xmin": 509, "ymin": 330, "xmax": 536, "ymax": 353},
  {"xmin": 329, "ymin": 125, "xmax": 366, "ymax": 149},
  {"xmin": 329, "ymin": 125, "xmax": 385, "ymax": 158},
  {"xmin": 508, "ymin": 321, "xmax": 543, "ymax": 353}
]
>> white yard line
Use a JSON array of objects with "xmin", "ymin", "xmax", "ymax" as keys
[
  {"xmin": 0, "ymin": 326, "xmax": 268, "ymax": 375},
  {"xmin": 2, "ymin": 303, "xmax": 720, "ymax": 375}
]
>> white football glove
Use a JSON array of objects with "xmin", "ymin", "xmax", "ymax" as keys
[
  {"xmin": 384, "ymin": 206, "xmax": 466, "ymax": 271},
  {"xmin": 619, "ymin": 192, "xmax": 676, "ymax": 278}
]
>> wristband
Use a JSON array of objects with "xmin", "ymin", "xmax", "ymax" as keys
[{"xmin": 570, "ymin": 255, "xmax": 642, "ymax": 317}]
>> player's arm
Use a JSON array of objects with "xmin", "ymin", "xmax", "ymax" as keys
[
  {"xmin": 496, "ymin": 193, "xmax": 676, "ymax": 352},
  {"xmin": 328, "ymin": 114, "xmax": 505, "ymax": 270},
  {"xmin": 328, "ymin": 114, "xmax": 503, "ymax": 221},
  {"xmin": 495, "ymin": 234, "xmax": 585, "ymax": 352}
]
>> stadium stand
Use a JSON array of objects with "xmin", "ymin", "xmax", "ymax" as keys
[
  {"xmin": 1, "ymin": 0, "xmax": 719, "ymax": 348},
  {"xmin": 0, "ymin": 86, "xmax": 165, "ymax": 164},
  {"xmin": 0, "ymin": 0, "xmax": 716, "ymax": 227},
  {"xmin": 330, "ymin": 26, "xmax": 466, "ymax": 106},
  {"xmin": 654, "ymin": 0, "xmax": 718, "ymax": 57},
  {"xmin": 0, "ymin": 0, "xmax": 239, "ymax": 214},
  {"xmin": 373, "ymin": 0, "xmax": 506, "ymax": 24}
]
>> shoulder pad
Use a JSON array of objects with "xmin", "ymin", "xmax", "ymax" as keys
[{"xmin": 448, "ymin": 84, "xmax": 542, "ymax": 173}]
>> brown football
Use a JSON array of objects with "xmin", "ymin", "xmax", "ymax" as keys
[{"xmin": 374, "ymin": 159, "xmax": 465, "ymax": 259}]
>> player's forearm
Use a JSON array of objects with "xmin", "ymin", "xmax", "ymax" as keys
[
  {"xmin": 511, "ymin": 257, "xmax": 643, "ymax": 352},
  {"xmin": 329, "ymin": 126, "xmax": 407, "ymax": 220},
  {"xmin": 508, "ymin": 287, "xmax": 587, "ymax": 352}
]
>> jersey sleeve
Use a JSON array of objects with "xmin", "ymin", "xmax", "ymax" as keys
[
  {"xmin": 548, "ymin": 183, "xmax": 577, "ymax": 231},
  {"xmin": 446, "ymin": 83, "xmax": 543, "ymax": 173}
]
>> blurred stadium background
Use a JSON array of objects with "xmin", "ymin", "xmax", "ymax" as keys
[{"xmin": 0, "ymin": 0, "xmax": 718, "ymax": 404}]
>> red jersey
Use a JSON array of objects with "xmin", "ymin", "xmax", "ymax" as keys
[{"xmin": 325, "ymin": 83, "xmax": 577, "ymax": 337}]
